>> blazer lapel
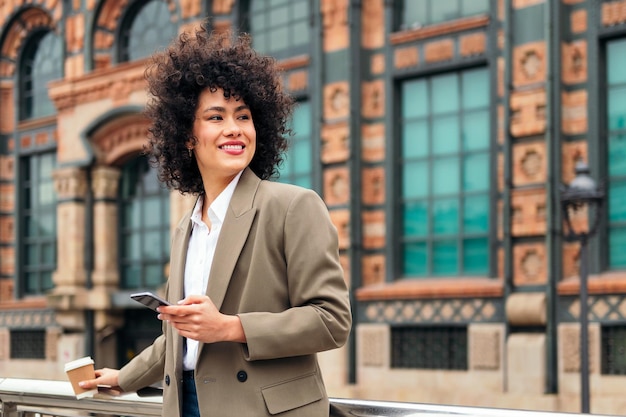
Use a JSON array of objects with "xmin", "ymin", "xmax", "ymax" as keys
[
  {"xmin": 205, "ymin": 168, "xmax": 259, "ymax": 310},
  {"xmin": 169, "ymin": 209, "xmax": 194, "ymax": 369}
]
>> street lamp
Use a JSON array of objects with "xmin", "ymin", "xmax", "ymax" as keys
[{"xmin": 560, "ymin": 160, "xmax": 604, "ymax": 414}]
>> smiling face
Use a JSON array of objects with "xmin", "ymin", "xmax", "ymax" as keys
[{"xmin": 191, "ymin": 88, "xmax": 257, "ymax": 194}]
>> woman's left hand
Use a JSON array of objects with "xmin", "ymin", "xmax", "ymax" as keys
[{"xmin": 157, "ymin": 295, "xmax": 246, "ymax": 343}]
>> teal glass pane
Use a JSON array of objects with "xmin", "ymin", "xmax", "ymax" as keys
[
  {"xmin": 403, "ymin": 201, "xmax": 428, "ymax": 237},
  {"xmin": 403, "ymin": 1, "xmax": 427, "ymax": 27},
  {"xmin": 251, "ymin": 12, "xmax": 266, "ymax": 30},
  {"xmin": 145, "ymin": 264, "xmax": 164, "ymax": 287},
  {"xmin": 433, "ymin": 157, "xmax": 459, "ymax": 195},
  {"xmin": 269, "ymin": 27, "xmax": 288, "ymax": 52},
  {"xmin": 403, "ymin": 120, "xmax": 429, "ymax": 158},
  {"xmin": 292, "ymin": 102, "xmax": 311, "ymax": 133},
  {"xmin": 42, "ymin": 242, "xmax": 55, "ymax": 264},
  {"xmin": 462, "ymin": 0, "xmax": 490, "ymax": 16},
  {"xmin": 433, "ymin": 198, "xmax": 459, "ymax": 235},
  {"xmin": 42, "ymin": 271, "xmax": 53, "ymax": 291},
  {"xmin": 293, "ymin": 1, "xmax": 308, "ymax": 19},
  {"xmin": 24, "ymin": 216, "xmax": 34, "ymax": 236},
  {"xmin": 403, "ymin": 241, "xmax": 427, "ymax": 276},
  {"xmin": 123, "ymin": 265, "xmax": 140, "ymax": 288},
  {"xmin": 39, "ymin": 214, "xmax": 55, "ymax": 236},
  {"xmin": 609, "ymin": 86, "xmax": 626, "ymax": 130},
  {"xmin": 433, "ymin": 240, "xmax": 458, "ymax": 275},
  {"xmin": 463, "ymin": 237, "xmax": 489, "ymax": 274},
  {"xmin": 40, "ymin": 154, "xmax": 54, "ymax": 178},
  {"xmin": 25, "ymin": 272, "xmax": 38, "ymax": 293},
  {"xmin": 124, "ymin": 202, "xmax": 141, "ymax": 227},
  {"xmin": 26, "ymin": 244, "xmax": 38, "ymax": 265},
  {"xmin": 464, "ymin": 195, "xmax": 489, "ymax": 234},
  {"xmin": 39, "ymin": 183, "xmax": 54, "ymax": 205},
  {"xmin": 402, "ymin": 80, "xmax": 428, "ymax": 118},
  {"xmin": 293, "ymin": 175, "xmax": 311, "ymax": 189},
  {"xmin": 254, "ymin": 33, "xmax": 268, "ymax": 53},
  {"xmin": 143, "ymin": 231, "xmax": 162, "ymax": 259},
  {"xmin": 293, "ymin": 140, "xmax": 311, "ymax": 174},
  {"xmin": 403, "ymin": 161, "xmax": 429, "ymax": 198},
  {"xmin": 432, "ymin": 74, "xmax": 459, "ymax": 114},
  {"xmin": 463, "ymin": 153, "xmax": 489, "ymax": 192},
  {"xmin": 608, "ymin": 39, "xmax": 626, "ymax": 85},
  {"xmin": 143, "ymin": 197, "xmax": 161, "ymax": 227},
  {"xmin": 432, "ymin": 115, "xmax": 459, "ymax": 155},
  {"xmin": 431, "ymin": 1, "xmax": 458, "ymax": 24},
  {"xmin": 270, "ymin": 0, "xmax": 287, "ymax": 6},
  {"xmin": 271, "ymin": 5, "xmax": 289, "ymax": 25},
  {"xmin": 462, "ymin": 69, "xmax": 489, "ymax": 109},
  {"xmin": 609, "ymin": 181, "xmax": 626, "ymax": 222},
  {"xmin": 609, "ymin": 134, "xmax": 626, "ymax": 177},
  {"xmin": 292, "ymin": 22, "xmax": 309, "ymax": 46},
  {"xmin": 463, "ymin": 110, "xmax": 490, "ymax": 151},
  {"xmin": 126, "ymin": 234, "xmax": 141, "ymax": 261},
  {"xmin": 609, "ymin": 227, "xmax": 626, "ymax": 268}
]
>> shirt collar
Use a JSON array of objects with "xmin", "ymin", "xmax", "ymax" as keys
[{"xmin": 190, "ymin": 171, "xmax": 244, "ymax": 227}]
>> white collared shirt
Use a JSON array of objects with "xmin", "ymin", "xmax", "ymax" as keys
[{"xmin": 182, "ymin": 171, "xmax": 243, "ymax": 371}]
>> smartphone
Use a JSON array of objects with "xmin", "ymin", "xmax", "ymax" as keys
[{"xmin": 130, "ymin": 292, "xmax": 172, "ymax": 311}]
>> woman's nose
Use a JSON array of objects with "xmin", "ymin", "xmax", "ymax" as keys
[{"xmin": 224, "ymin": 118, "xmax": 242, "ymax": 136}]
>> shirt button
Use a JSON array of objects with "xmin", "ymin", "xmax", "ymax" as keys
[
  {"xmin": 165, "ymin": 375, "xmax": 170, "ymax": 386},
  {"xmin": 236, "ymin": 370, "xmax": 247, "ymax": 382}
]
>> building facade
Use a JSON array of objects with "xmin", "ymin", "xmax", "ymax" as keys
[{"xmin": 0, "ymin": 0, "xmax": 625, "ymax": 414}]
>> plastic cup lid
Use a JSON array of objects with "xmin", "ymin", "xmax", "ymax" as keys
[{"xmin": 64, "ymin": 356, "xmax": 94, "ymax": 372}]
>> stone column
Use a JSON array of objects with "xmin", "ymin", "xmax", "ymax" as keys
[
  {"xmin": 51, "ymin": 167, "xmax": 88, "ymax": 292},
  {"xmin": 49, "ymin": 167, "xmax": 88, "ymax": 330},
  {"xmin": 91, "ymin": 166, "xmax": 121, "ymax": 292}
]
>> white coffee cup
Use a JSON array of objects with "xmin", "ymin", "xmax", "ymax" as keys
[{"xmin": 64, "ymin": 356, "xmax": 97, "ymax": 399}]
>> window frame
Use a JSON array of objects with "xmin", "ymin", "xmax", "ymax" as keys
[
  {"xmin": 116, "ymin": 0, "xmax": 177, "ymax": 63},
  {"xmin": 18, "ymin": 28, "xmax": 63, "ymax": 121},
  {"xmin": 393, "ymin": 65, "xmax": 493, "ymax": 279},
  {"xmin": 117, "ymin": 155, "xmax": 171, "ymax": 290},
  {"xmin": 18, "ymin": 151, "xmax": 57, "ymax": 296},
  {"xmin": 241, "ymin": 0, "xmax": 312, "ymax": 61}
]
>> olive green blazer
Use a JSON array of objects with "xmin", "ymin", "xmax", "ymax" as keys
[{"xmin": 118, "ymin": 168, "xmax": 352, "ymax": 417}]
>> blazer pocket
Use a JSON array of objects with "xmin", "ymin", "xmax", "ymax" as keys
[{"xmin": 261, "ymin": 372, "xmax": 324, "ymax": 415}]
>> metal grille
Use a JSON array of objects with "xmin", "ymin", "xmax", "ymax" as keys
[
  {"xmin": 602, "ymin": 325, "xmax": 626, "ymax": 375},
  {"xmin": 10, "ymin": 329, "xmax": 45, "ymax": 359},
  {"xmin": 391, "ymin": 326, "xmax": 467, "ymax": 370}
]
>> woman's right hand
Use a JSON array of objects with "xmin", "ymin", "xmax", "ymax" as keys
[{"xmin": 79, "ymin": 368, "xmax": 123, "ymax": 394}]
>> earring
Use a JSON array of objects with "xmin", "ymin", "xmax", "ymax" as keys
[{"xmin": 188, "ymin": 148, "xmax": 193, "ymax": 157}]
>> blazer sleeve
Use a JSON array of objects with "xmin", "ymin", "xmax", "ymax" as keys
[
  {"xmin": 238, "ymin": 188, "xmax": 352, "ymax": 361},
  {"xmin": 117, "ymin": 332, "xmax": 167, "ymax": 392}
]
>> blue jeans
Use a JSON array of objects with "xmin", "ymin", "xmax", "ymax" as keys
[{"xmin": 182, "ymin": 371, "xmax": 200, "ymax": 417}]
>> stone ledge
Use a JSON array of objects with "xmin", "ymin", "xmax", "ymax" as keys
[
  {"xmin": 356, "ymin": 278, "xmax": 503, "ymax": 301},
  {"xmin": 558, "ymin": 271, "xmax": 626, "ymax": 295}
]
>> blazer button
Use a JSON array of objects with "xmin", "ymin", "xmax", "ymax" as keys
[
  {"xmin": 165, "ymin": 375, "xmax": 170, "ymax": 386},
  {"xmin": 236, "ymin": 370, "xmax": 247, "ymax": 382}
]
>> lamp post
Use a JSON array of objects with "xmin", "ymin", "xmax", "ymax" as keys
[{"xmin": 560, "ymin": 161, "xmax": 604, "ymax": 414}]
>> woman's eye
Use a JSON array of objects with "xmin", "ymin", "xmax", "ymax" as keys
[{"xmin": 208, "ymin": 115, "xmax": 222, "ymax": 120}]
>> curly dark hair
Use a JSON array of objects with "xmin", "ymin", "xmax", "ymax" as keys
[{"xmin": 144, "ymin": 22, "xmax": 294, "ymax": 194}]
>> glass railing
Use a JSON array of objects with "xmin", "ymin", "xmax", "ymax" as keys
[{"xmin": 0, "ymin": 377, "xmax": 619, "ymax": 417}]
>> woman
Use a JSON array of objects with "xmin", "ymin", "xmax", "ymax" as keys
[{"xmin": 79, "ymin": 22, "xmax": 352, "ymax": 417}]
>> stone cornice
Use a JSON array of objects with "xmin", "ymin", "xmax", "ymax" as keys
[
  {"xmin": 390, "ymin": 15, "xmax": 490, "ymax": 45},
  {"xmin": 49, "ymin": 59, "xmax": 147, "ymax": 112}
]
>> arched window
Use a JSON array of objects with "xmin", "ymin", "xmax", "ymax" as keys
[
  {"xmin": 19, "ymin": 30, "xmax": 62, "ymax": 120},
  {"xmin": 248, "ymin": 0, "xmax": 310, "ymax": 60},
  {"xmin": 118, "ymin": 156, "xmax": 170, "ymax": 289},
  {"xmin": 118, "ymin": 0, "xmax": 177, "ymax": 62}
]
